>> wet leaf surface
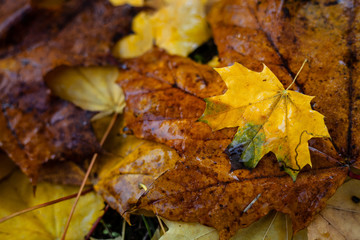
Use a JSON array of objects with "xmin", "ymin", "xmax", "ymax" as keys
[
  {"xmin": 208, "ymin": 0, "xmax": 360, "ymax": 165},
  {"xmin": 112, "ymin": 49, "xmax": 348, "ymax": 239},
  {"xmin": 93, "ymin": 116, "xmax": 180, "ymax": 222},
  {"xmin": 0, "ymin": 0, "xmax": 138, "ymax": 183}
]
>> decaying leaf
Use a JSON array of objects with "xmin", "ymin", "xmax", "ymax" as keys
[
  {"xmin": 199, "ymin": 63, "xmax": 330, "ymax": 179},
  {"xmin": 113, "ymin": 49, "xmax": 348, "ymax": 240},
  {"xmin": 0, "ymin": 0, "xmax": 31, "ymax": 39},
  {"xmin": 160, "ymin": 211, "xmax": 307, "ymax": 240},
  {"xmin": 0, "ymin": 170, "xmax": 104, "ymax": 239},
  {"xmin": 93, "ymin": 116, "xmax": 181, "ymax": 221},
  {"xmin": 0, "ymin": 0, "xmax": 137, "ymax": 183},
  {"xmin": 38, "ymin": 161, "xmax": 89, "ymax": 186},
  {"xmin": 0, "ymin": 0, "xmax": 86, "ymax": 57},
  {"xmin": 114, "ymin": 0, "xmax": 211, "ymax": 58},
  {"xmin": 46, "ymin": 66, "xmax": 126, "ymax": 121},
  {"xmin": 307, "ymin": 179, "xmax": 360, "ymax": 240}
]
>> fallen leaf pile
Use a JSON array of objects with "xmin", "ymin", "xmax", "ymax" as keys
[
  {"xmin": 117, "ymin": 48, "xmax": 347, "ymax": 239},
  {"xmin": 0, "ymin": 0, "xmax": 137, "ymax": 184},
  {"xmin": 0, "ymin": 0, "xmax": 360, "ymax": 240}
]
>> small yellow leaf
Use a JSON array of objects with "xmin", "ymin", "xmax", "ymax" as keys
[
  {"xmin": 199, "ymin": 63, "xmax": 330, "ymax": 180},
  {"xmin": 307, "ymin": 179, "xmax": 360, "ymax": 240},
  {"xmin": 151, "ymin": 0, "xmax": 211, "ymax": 56},
  {"xmin": 109, "ymin": 0, "xmax": 144, "ymax": 6},
  {"xmin": 160, "ymin": 218, "xmax": 219, "ymax": 240},
  {"xmin": 159, "ymin": 212, "xmax": 307, "ymax": 240},
  {"xmin": 114, "ymin": 0, "xmax": 211, "ymax": 58},
  {"xmin": 113, "ymin": 12, "xmax": 154, "ymax": 59},
  {"xmin": 232, "ymin": 212, "xmax": 307, "ymax": 240},
  {"xmin": 207, "ymin": 56, "xmax": 220, "ymax": 67},
  {"xmin": 0, "ymin": 171, "xmax": 104, "ymax": 240},
  {"xmin": 46, "ymin": 66, "xmax": 125, "ymax": 120}
]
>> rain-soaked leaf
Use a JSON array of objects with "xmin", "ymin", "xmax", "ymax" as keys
[
  {"xmin": 115, "ymin": 48, "xmax": 347, "ymax": 240},
  {"xmin": 46, "ymin": 66, "xmax": 126, "ymax": 121},
  {"xmin": 199, "ymin": 63, "xmax": 330, "ymax": 179},
  {"xmin": 0, "ymin": 0, "xmax": 86, "ymax": 56},
  {"xmin": 93, "ymin": 116, "xmax": 181, "ymax": 221},
  {"xmin": 0, "ymin": 0, "xmax": 137, "ymax": 183},
  {"xmin": 307, "ymin": 179, "xmax": 360, "ymax": 240},
  {"xmin": 208, "ymin": 0, "xmax": 360, "ymax": 167},
  {"xmin": 0, "ymin": 170, "xmax": 104, "ymax": 240},
  {"xmin": 113, "ymin": 0, "xmax": 211, "ymax": 58}
]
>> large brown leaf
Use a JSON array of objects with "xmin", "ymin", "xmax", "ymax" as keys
[
  {"xmin": 0, "ymin": 0, "xmax": 86, "ymax": 57},
  {"xmin": 0, "ymin": 0, "xmax": 138, "ymax": 183},
  {"xmin": 208, "ymin": 0, "xmax": 360, "ymax": 165},
  {"xmin": 112, "ymin": 49, "xmax": 348, "ymax": 240}
]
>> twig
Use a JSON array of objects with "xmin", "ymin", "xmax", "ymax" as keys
[
  {"xmin": 0, "ymin": 188, "xmax": 93, "ymax": 224},
  {"xmin": 61, "ymin": 113, "xmax": 118, "ymax": 240},
  {"xmin": 156, "ymin": 215, "xmax": 166, "ymax": 235},
  {"xmin": 286, "ymin": 59, "xmax": 308, "ymax": 91},
  {"xmin": 121, "ymin": 219, "xmax": 126, "ymax": 240},
  {"xmin": 243, "ymin": 193, "xmax": 261, "ymax": 213}
]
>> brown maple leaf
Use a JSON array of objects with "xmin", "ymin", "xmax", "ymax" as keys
[
  {"xmin": 96, "ymin": 48, "xmax": 347, "ymax": 240},
  {"xmin": 0, "ymin": 0, "xmax": 139, "ymax": 183},
  {"xmin": 111, "ymin": 1, "xmax": 359, "ymax": 239},
  {"xmin": 208, "ymin": 0, "xmax": 360, "ymax": 166}
]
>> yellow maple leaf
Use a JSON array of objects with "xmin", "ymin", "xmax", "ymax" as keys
[
  {"xmin": 46, "ymin": 66, "xmax": 125, "ymax": 121},
  {"xmin": 199, "ymin": 63, "xmax": 330, "ymax": 180},
  {"xmin": 113, "ymin": 0, "xmax": 211, "ymax": 58},
  {"xmin": 0, "ymin": 170, "xmax": 104, "ymax": 240}
]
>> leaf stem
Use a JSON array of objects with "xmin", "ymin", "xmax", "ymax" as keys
[
  {"xmin": 157, "ymin": 215, "xmax": 166, "ymax": 235},
  {"xmin": 0, "ymin": 188, "xmax": 93, "ymax": 224},
  {"xmin": 121, "ymin": 219, "xmax": 126, "ymax": 240},
  {"xmin": 61, "ymin": 113, "xmax": 118, "ymax": 240},
  {"xmin": 286, "ymin": 59, "xmax": 308, "ymax": 91}
]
